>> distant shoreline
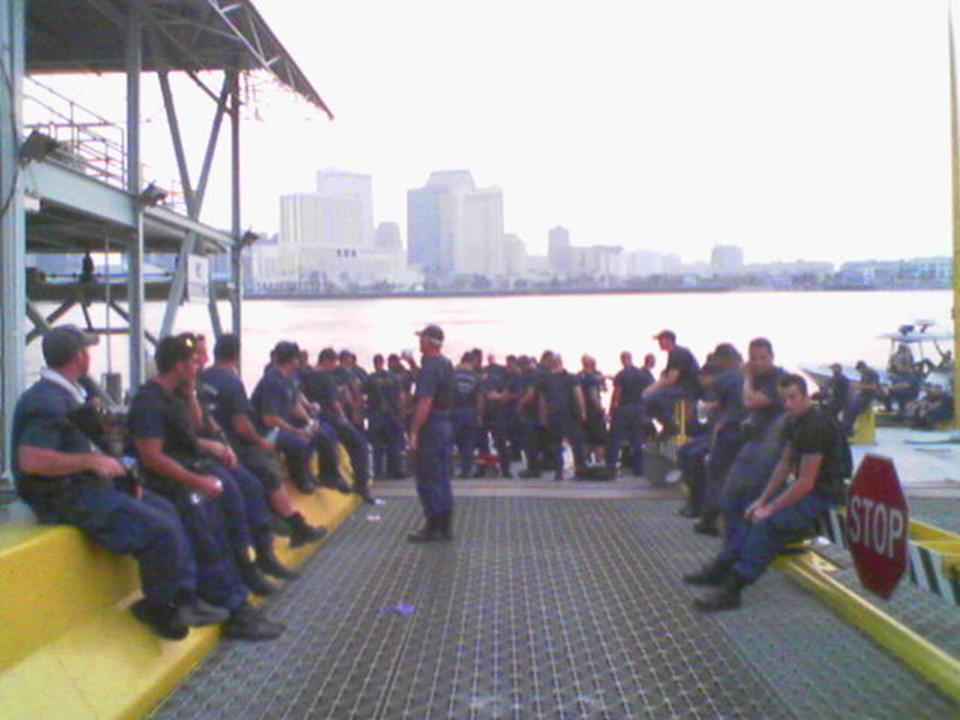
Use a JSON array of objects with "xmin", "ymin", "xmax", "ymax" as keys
[{"xmin": 243, "ymin": 285, "xmax": 949, "ymax": 302}]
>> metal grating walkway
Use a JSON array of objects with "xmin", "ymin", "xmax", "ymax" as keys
[{"xmin": 150, "ymin": 493, "xmax": 956, "ymax": 719}]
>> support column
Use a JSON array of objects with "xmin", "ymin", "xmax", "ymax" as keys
[
  {"xmin": 229, "ymin": 69, "xmax": 242, "ymax": 337},
  {"xmin": 126, "ymin": 0, "xmax": 145, "ymax": 389},
  {"xmin": 950, "ymin": 7, "xmax": 960, "ymax": 428},
  {"xmin": 0, "ymin": 0, "xmax": 25, "ymax": 484}
]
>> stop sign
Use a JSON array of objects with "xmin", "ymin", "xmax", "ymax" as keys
[{"xmin": 845, "ymin": 455, "xmax": 909, "ymax": 600}]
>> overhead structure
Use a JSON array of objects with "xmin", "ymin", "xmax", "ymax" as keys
[{"xmin": 0, "ymin": 0, "xmax": 332, "ymax": 484}]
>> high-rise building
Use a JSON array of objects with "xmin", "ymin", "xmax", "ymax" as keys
[
  {"xmin": 711, "ymin": 245, "xmax": 745, "ymax": 275},
  {"xmin": 548, "ymin": 226, "xmax": 572, "ymax": 277},
  {"xmin": 316, "ymin": 168, "xmax": 374, "ymax": 247},
  {"xmin": 462, "ymin": 187, "xmax": 504, "ymax": 276},
  {"xmin": 408, "ymin": 170, "xmax": 507, "ymax": 278},
  {"xmin": 502, "ymin": 234, "xmax": 527, "ymax": 277}
]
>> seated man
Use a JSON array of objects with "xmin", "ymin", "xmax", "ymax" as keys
[
  {"xmin": 251, "ymin": 341, "xmax": 346, "ymax": 494},
  {"xmin": 843, "ymin": 360, "xmax": 879, "ymax": 436},
  {"xmin": 14, "ymin": 325, "xmax": 226, "ymax": 639},
  {"xmin": 129, "ymin": 334, "xmax": 284, "ymax": 640},
  {"xmin": 199, "ymin": 333, "xmax": 328, "ymax": 547},
  {"xmin": 302, "ymin": 348, "xmax": 375, "ymax": 503},
  {"xmin": 685, "ymin": 374, "xmax": 850, "ymax": 611},
  {"xmin": 910, "ymin": 384, "xmax": 955, "ymax": 429},
  {"xmin": 643, "ymin": 330, "xmax": 700, "ymax": 437}
]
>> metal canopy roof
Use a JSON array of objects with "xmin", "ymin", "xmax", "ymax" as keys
[{"xmin": 26, "ymin": 0, "xmax": 333, "ymax": 118}]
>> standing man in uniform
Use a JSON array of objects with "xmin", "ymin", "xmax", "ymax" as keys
[
  {"xmin": 365, "ymin": 353, "xmax": 407, "ymax": 480},
  {"xmin": 529, "ymin": 352, "xmax": 588, "ymax": 481},
  {"xmin": 407, "ymin": 324, "xmax": 457, "ymax": 542},
  {"xmin": 843, "ymin": 360, "xmax": 880, "ymax": 437},
  {"xmin": 578, "ymin": 355, "xmax": 608, "ymax": 465},
  {"xmin": 452, "ymin": 352, "xmax": 484, "ymax": 478},
  {"xmin": 643, "ymin": 330, "xmax": 700, "ymax": 437},
  {"xmin": 605, "ymin": 351, "xmax": 655, "ymax": 477}
]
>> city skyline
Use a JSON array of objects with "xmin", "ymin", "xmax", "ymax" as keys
[{"xmin": 22, "ymin": 1, "xmax": 957, "ymax": 266}]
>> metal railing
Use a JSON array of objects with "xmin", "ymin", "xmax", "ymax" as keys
[{"xmin": 22, "ymin": 77, "xmax": 185, "ymax": 212}]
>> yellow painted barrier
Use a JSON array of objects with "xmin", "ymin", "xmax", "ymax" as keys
[
  {"xmin": 776, "ymin": 552, "xmax": 960, "ymax": 706},
  {"xmin": 851, "ymin": 406, "xmax": 876, "ymax": 446},
  {"xmin": 0, "ymin": 480, "xmax": 359, "ymax": 720}
]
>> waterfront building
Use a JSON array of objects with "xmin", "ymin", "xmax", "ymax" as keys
[
  {"xmin": 711, "ymin": 244, "xmax": 745, "ymax": 275},
  {"xmin": 462, "ymin": 187, "xmax": 505, "ymax": 277},
  {"xmin": 548, "ymin": 226, "xmax": 572, "ymax": 277},
  {"xmin": 503, "ymin": 234, "xmax": 528, "ymax": 278}
]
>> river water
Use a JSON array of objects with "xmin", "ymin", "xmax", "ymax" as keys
[{"xmin": 31, "ymin": 289, "xmax": 953, "ymax": 392}]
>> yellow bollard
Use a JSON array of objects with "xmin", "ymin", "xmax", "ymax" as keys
[
  {"xmin": 675, "ymin": 401, "xmax": 688, "ymax": 446},
  {"xmin": 851, "ymin": 406, "xmax": 876, "ymax": 445}
]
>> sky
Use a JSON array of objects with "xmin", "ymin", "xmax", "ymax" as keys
[{"xmin": 33, "ymin": 0, "xmax": 958, "ymax": 264}]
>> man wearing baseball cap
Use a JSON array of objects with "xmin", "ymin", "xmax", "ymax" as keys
[
  {"xmin": 13, "ymin": 325, "xmax": 227, "ymax": 640},
  {"xmin": 407, "ymin": 324, "xmax": 457, "ymax": 542},
  {"xmin": 643, "ymin": 330, "xmax": 700, "ymax": 437}
]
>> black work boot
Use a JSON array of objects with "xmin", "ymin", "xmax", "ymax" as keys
[
  {"xmin": 238, "ymin": 558, "xmax": 279, "ymax": 596},
  {"xmin": 677, "ymin": 500, "xmax": 701, "ymax": 518},
  {"xmin": 693, "ymin": 512, "xmax": 720, "ymax": 536},
  {"xmin": 256, "ymin": 543, "xmax": 299, "ymax": 581},
  {"xmin": 291, "ymin": 473, "xmax": 317, "ymax": 495},
  {"xmin": 693, "ymin": 572, "xmax": 747, "ymax": 612},
  {"xmin": 682, "ymin": 558, "xmax": 732, "ymax": 586},
  {"xmin": 438, "ymin": 512, "xmax": 454, "ymax": 541},
  {"xmin": 407, "ymin": 516, "xmax": 442, "ymax": 543},
  {"xmin": 355, "ymin": 484, "xmax": 377, "ymax": 505},
  {"xmin": 288, "ymin": 511, "xmax": 328, "ymax": 548},
  {"xmin": 224, "ymin": 603, "xmax": 285, "ymax": 641},
  {"xmin": 131, "ymin": 599, "xmax": 189, "ymax": 640}
]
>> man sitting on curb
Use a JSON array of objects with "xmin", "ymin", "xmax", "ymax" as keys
[
  {"xmin": 13, "ymin": 325, "xmax": 227, "ymax": 639},
  {"xmin": 684, "ymin": 373, "xmax": 851, "ymax": 612}
]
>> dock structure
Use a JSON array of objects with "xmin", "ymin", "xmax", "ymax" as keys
[{"xmin": 0, "ymin": 0, "xmax": 332, "ymax": 481}]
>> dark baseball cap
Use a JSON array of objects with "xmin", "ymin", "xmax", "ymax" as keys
[
  {"xmin": 42, "ymin": 325, "xmax": 99, "ymax": 367},
  {"xmin": 653, "ymin": 329, "xmax": 676, "ymax": 342},
  {"xmin": 416, "ymin": 324, "xmax": 444, "ymax": 345}
]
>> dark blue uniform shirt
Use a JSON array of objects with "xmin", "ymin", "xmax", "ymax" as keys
[
  {"xmin": 713, "ymin": 368, "xmax": 748, "ymax": 428},
  {"xmin": 301, "ymin": 368, "xmax": 340, "ymax": 415},
  {"xmin": 365, "ymin": 370, "xmax": 402, "ymax": 416},
  {"xmin": 250, "ymin": 367, "xmax": 297, "ymax": 433},
  {"xmin": 453, "ymin": 368, "xmax": 482, "ymax": 410},
  {"xmin": 667, "ymin": 346, "xmax": 700, "ymax": 396},
  {"xmin": 614, "ymin": 366, "xmax": 654, "ymax": 405},
  {"xmin": 414, "ymin": 355, "xmax": 456, "ymax": 411},
  {"xmin": 537, "ymin": 371, "xmax": 579, "ymax": 417},
  {"xmin": 199, "ymin": 366, "xmax": 251, "ymax": 448},
  {"xmin": 747, "ymin": 367, "xmax": 785, "ymax": 431},
  {"xmin": 12, "ymin": 378, "xmax": 92, "ymax": 494}
]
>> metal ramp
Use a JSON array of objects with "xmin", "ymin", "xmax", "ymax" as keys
[{"xmin": 150, "ymin": 492, "xmax": 957, "ymax": 719}]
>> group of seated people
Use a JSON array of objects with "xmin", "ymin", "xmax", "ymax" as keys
[
  {"xmin": 658, "ymin": 336, "xmax": 853, "ymax": 612},
  {"xmin": 11, "ymin": 325, "xmax": 388, "ymax": 641},
  {"xmin": 816, "ymin": 354, "xmax": 955, "ymax": 432}
]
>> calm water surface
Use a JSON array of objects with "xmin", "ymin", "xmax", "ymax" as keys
[{"xmin": 32, "ymin": 290, "xmax": 953, "ymax": 392}]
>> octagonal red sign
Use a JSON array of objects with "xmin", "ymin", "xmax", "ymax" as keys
[{"xmin": 845, "ymin": 454, "xmax": 909, "ymax": 600}]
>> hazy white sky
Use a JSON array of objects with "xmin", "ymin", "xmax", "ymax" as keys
[{"xmin": 37, "ymin": 0, "xmax": 958, "ymax": 264}]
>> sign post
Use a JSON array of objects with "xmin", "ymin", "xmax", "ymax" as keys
[{"xmin": 845, "ymin": 455, "xmax": 910, "ymax": 600}]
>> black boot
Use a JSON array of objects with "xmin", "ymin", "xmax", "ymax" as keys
[
  {"xmin": 238, "ymin": 558, "xmax": 279, "ymax": 596},
  {"xmin": 693, "ymin": 512, "xmax": 720, "ymax": 537},
  {"xmin": 224, "ymin": 603, "xmax": 285, "ymax": 641},
  {"xmin": 683, "ymin": 557, "xmax": 732, "ymax": 586},
  {"xmin": 355, "ymin": 484, "xmax": 377, "ymax": 505},
  {"xmin": 407, "ymin": 516, "xmax": 442, "ymax": 543},
  {"xmin": 291, "ymin": 473, "xmax": 318, "ymax": 495},
  {"xmin": 131, "ymin": 599, "xmax": 189, "ymax": 640},
  {"xmin": 256, "ymin": 543, "xmax": 300, "ymax": 581},
  {"xmin": 693, "ymin": 572, "xmax": 747, "ymax": 612},
  {"xmin": 288, "ymin": 511, "xmax": 328, "ymax": 548},
  {"xmin": 438, "ymin": 512, "xmax": 453, "ymax": 541},
  {"xmin": 677, "ymin": 500, "xmax": 700, "ymax": 518}
]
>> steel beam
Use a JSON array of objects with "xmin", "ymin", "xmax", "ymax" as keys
[
  {"xmin": 951, "ymin": 8, "xmax": 960, "ymax": 428},
  {"xmin": 126, "ymin": 0, "xmax": 145, "ymax": 389},
  {"xmin": 230, "ymin": 69, "xmax": 242, "ymax": 337},
  {"xmin": 1, "ymin": 0, "xmax": 26, "ymax": 483}
]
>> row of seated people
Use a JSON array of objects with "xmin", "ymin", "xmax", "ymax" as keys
[
  {"xmin": 11, "ymin": 326, "xmax": 344, "ymax": 641},
  {"xmin": 671, "ymin": 337, "xmax": 851, "ymax": 611}
]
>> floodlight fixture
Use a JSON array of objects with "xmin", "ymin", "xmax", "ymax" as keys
[
  {"xmin": 137, "ymin": 182, "xmax": 168, "ymax": 207},
  {"xmin": 19, "ymin": 130, "xmax": 61, "ymax": 165},
  {"xmin": 240, "ymin": 229, "xmax": 263, "ymax": 247}
]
